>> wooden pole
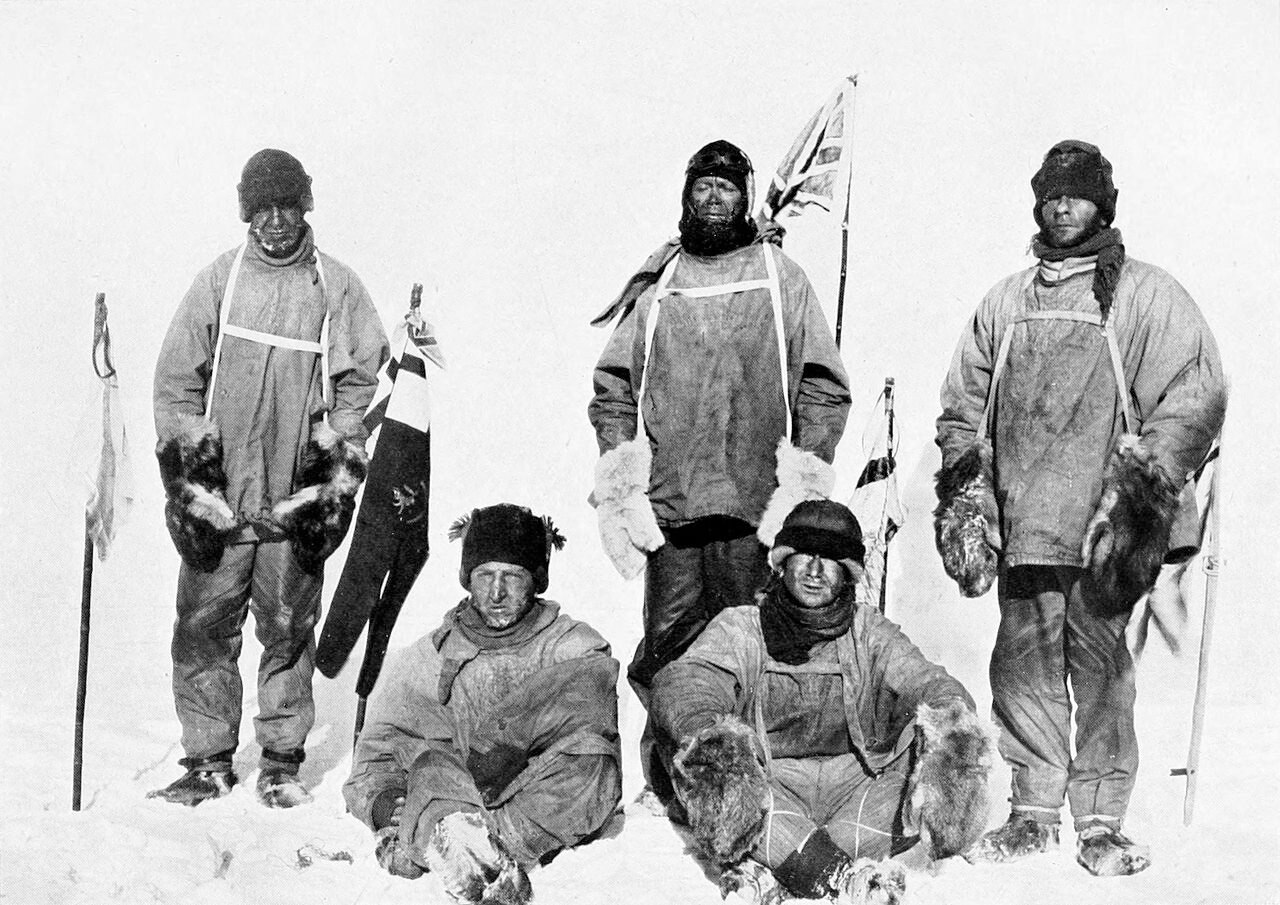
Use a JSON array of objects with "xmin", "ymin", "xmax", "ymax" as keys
[
  {"xmin": 1173, "ymin": 437, "xmax": 1224, "ymax": 825},
  {"xmin": 878, "ymin": 377, "xmax": 896, "ymax": 614},
  {"xmin": 73, "ymin": 517, "xmax": 94, "ymax": 811},
  {"xmin": 833, "ymin": 76, "xmax": 858, "ymax": 350}
]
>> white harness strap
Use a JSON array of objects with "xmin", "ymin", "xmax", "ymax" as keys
[
  {"xmin": 981, "ymin": 307, "xmax": 1132, "ymax": 439},
  {"xmin": 636, "ymin": 243, "xmax": 791, "ymax": 439},
  {"xmin": 205, "ymin": 244, "xmax": 332, "ymax": 414}
]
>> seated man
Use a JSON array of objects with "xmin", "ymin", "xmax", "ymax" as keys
[
  {"xmin": 344, "ymin": 503, "xmax": 622, "ymax": 904},
  {"xmin": 650, "ymin": 500, "xmax": 993, "ymax": 904}
]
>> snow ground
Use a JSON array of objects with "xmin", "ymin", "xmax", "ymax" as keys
[{"xmin": 3, "ymin": 2, "xmax": 1278, "ymax": 904}]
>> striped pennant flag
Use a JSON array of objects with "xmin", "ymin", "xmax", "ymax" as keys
[
  {"xmin": 760, "ymin": 75, "xmax": 858, "ymax": 222},
  {"xmin": 846, "ymin": 378, "xmax": 905, "ymax": 612},
  {"xmin": 317, "ymin": 285, "xmax": 442, "ymax": 695},
  {"xmin": 85, "ymin": 293, "xmax": 134, "ymax": 559}
]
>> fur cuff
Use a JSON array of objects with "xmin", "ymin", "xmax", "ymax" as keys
[
  {"xmin": 156, "ymin": 415, "xmax": 238, "ymax": 572},
  {"xmin": 756, "ymin": 440, "xmax": 836, "ymax": 547},
  {"xmin": 933, "ymin": 439, "xmax": 1001, "ymax": 597},
  {"xmin": 909, "ymin": 700, "xmax": 993, "ymax": 860},
  {"xmin": 272, "ymin": 423, "xmax": 369, "ymax": 572},
  {"xmin": 1081, "ymin": 434, "xmax": 1182, "ymax": 617},
  {"xmin": 592, "ymin": 438, "xmax": 665, "ymax": 579},
  {"xmin": 672, "ymin": 715, "xmax": 769, "ymax": 869}
]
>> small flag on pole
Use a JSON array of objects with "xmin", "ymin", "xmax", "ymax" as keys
[
  {"xmin": 846, "ymin": 378, "xmax": 904, "ymax": 612},
  {"xmin": 759, "ymin": 75, "xmax": 858, "ymax": 222},
  {"xmin": 85, "ymin": 293, "xmax": 134, "ymax": 559},
  {"xmin": 317, "ymin": 284, "xmax": 442, "ymax": 702}
]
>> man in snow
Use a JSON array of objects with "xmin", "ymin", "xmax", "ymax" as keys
[
  {"xmin": 149, "ymin": 149, "xmax": 389, "ymax": 808},
  {"xmin": 933, "ymin": 140, "xmax": 1226, "ymax": 876},
  {"xmin": 344, "ymin": 503, "xmax": 622, "ymax": 904},
  {"xmin": 650, "ymin": 500, "xmax": 992, "ymax": 905},
  {"xmin": 588, "ymin": 139, "xmax": 851, "ymax": 797}
]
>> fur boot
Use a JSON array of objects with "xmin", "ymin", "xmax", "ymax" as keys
[
  {"xmin": 933, "ymin": 439, "xmax": 1001, "ymax": 597},
  {"xmin": 756, "ymin": 439, "xmax": 836, "ymax": 547},
  {"xmin": 908, "ymin": 700, "xmax": 994, "ymax": 860},
  {"xmin": 833, "ymin": 858, "xmax": 907, "ymax": 905},
  {"xmin": 591, "ymin": 438, "xmax": 665, "ymax": 579},
  {"xmin": 271, "ymin": 423, "xmax": 369, "ymax": 572},
  {"xmin": 156, "ymin": 415, "xmax": 238, "ymax": 572},
  {"xmin": 1081, "ymin": 434, "xmax": 1182, "ymax": 617},
  {"xmin": 422, "ymin": 811, "xmax": 532, "ymax": 905},
  {"xmin": 671, "ymin": 715, "xmax": 770, "ymax": 869}
]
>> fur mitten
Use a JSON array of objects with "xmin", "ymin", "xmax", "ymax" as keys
[
  {"xmin": 933, "ymin": 439, "xmax": 1001, "ymax": 597},
  {"xmin": 591, "ymin": 438, "xmax": 665, "ymax": 579},
  {"xmin": 156, "ymin": 415, "xmax": 238, "ymax": 571},
  {"xmin": 272, "ymin": 423, "xmax": 369, "ymax": 572},
  {"xmin": 672, "ymin": 715, "xmax": 770, "ymax": 869},
  {"xmin": 1081, "ymin": 434, "xmax": 1182, "ymax": 617},
  {"xmin": 909, "ymin": 699, "xmax": 994, "ymax": 860},
  {"xmin": 756, "ymin": 440, "xmax": 837, "ymax": 547},
  {"xmin": 422, "ymin": 811, "xmax": 532, "ymax": 905}
]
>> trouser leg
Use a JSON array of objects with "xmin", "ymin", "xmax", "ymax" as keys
[
  {"xmin": 822, "ymin": 751, "xmax": 915, "ymax": 862},
  {"xmin": 172, "ymin": 544, "xmax": 255, "ymax": 760},
  {"xmin": 248, "ymin": 541, "xmax": 322, "ymax": 757},
  {"xmin": 1064, "ymin": 567, "xmax": 1139, "ymax": 828},
  {"xmin": 990, "ymin": 566, "xmax": 1070, "ymax": 821}
]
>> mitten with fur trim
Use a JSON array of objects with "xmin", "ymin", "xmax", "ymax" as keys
[
  {"xmin": 272, "ymin": 423, "xmax": 369, "ymax": 572},
  {"xmin": 591, "ymin": 438, "xmax": 665, "ymax": 579},
  {"xmin": 671, "ymin": 715, "xmax": 770, "ymax": 869},
  {"xmin": 933, "ymin": 439, "xmax": 1001, "ymax": 597},
  {"xmin": 156, "ymin": 415, "xmax": 238, "ymax": 572},
  {"xmin": 908, "ymin": 699, "xmax": 993, "ymax": 860},
  {"xmin": 1081, "ymin": 434, "xmax": 1182, "ymax": 617},
  {"xmin": 422, "ymin": 811, "xmax": 532, "ymax": 905},
  {"xmin": 756, "ymin": 439, "xmax": 836, "ymax": 546}
]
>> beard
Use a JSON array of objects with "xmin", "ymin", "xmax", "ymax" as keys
[{"xmin": 679, "ymin": 205, "xmax": 758, "ymax": 256}]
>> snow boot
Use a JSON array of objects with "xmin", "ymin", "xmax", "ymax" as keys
[
  {"xmin": 720, "ymin": 858, "xmax": 784, "ymax": 905},
  {"xmin": 833, "ymin": 858, "xmax": 908, "ymax": 905},
  {"xmin": 964, "ymin": 812, "xmax": 1059, "ymax": 864},
  {"xmin": 256, "ymin": 766, "xmax": 312, "ymax": 808},
  {"xmin": 147, "ymin": 755, "xmax": 236, "ymax": 807},
  {"xmin": 1075, "ymin": 823, "xmax": 1151, "ymax": 877},
  {"xmin": 423, "ymin": 811, "xmax": 532, "ymax": 905}
]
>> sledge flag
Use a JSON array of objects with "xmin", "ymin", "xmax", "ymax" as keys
[
  {"xmin": 86, "ymin": 293, "xmax": 134, "ymax": 558},
  {"xmin": 316, "ymin": 284, "xmax": 444, "ymax": 696},
  {"xmin": 759, "ymin": 75, "xmax": 858, "ymax": 222},
  {"xmin": 846, "ymin": 378, "xmax": 905, "ymax": 612}
]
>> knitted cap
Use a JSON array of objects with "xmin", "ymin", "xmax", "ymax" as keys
[
  {"xmin": 238, "ymin": 149, "xmax": 314, "ymax": 222},
  {"xmin": 1031, "ymin": 140, "xmax": 1117, "ymax": 227},
  {"xmin": 768, "ymin": 499, "xmax": 865, "ymax": 577},
  {"xmin": 449, "ymin": 504, "xmax": 564, "ymax": 594}
]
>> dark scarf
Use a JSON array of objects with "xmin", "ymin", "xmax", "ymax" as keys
[
  {"xmin": 1031, "ymin": 227, "xmax": 1125, "ymax": 323},
  {"xmin": 758, "ymin": 579, "xmax": 856, "ymax": 666},
  {"xmin": 434, "ymin": 598, "xmax": 551, "ymax": 704}
]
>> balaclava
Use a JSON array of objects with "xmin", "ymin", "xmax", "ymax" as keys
[
  {"xmin": 238, "ymin": 149, "xmax": 314, "ymax": 223},
  {"xmin": 679, "ymin": 139, "xmax": 759, "ymax": 256}
]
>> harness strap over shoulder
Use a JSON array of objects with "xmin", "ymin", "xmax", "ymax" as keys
[
  {"xmin": 205, "ymin": 243, "xmax": 332, "ymax": 417},
  {"xmin": 980, "ymin": 307, "xmax": 1132, "ymax": 439},
  {"xmin": 637, "ymin": 243, "xmax": 791, "ymax": 439}
]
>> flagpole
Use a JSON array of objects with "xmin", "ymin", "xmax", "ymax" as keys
[
  {"xmin": 834, "ymin": 74, "xmax": 858, "ymax": 350},
  {"xmin": 878, "ymin": 376, "xmax": 895, "ymax": 613}
]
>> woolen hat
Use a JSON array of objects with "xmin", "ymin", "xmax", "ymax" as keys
[
  {"xmin": 238, "ymin": 149, "xmax": 314, "ymax": 222},
  {"xmin": 768, "ymin": 499, "xmax": 865, "ymax": 577},
  {"xmin": 449, "ymin": 503, "xmax": 564, "ymax": 594},
  {"xmin": 685, "ymin": 139, "xmax": 755, "ymax": 213},
  {"xmin": 1031, "ymin": 139, "xmax": 1117, "ymax": 228}
]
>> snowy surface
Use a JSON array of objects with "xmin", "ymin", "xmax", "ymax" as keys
[{"xmin": 2, "ymin": 2, "xmax": 1278, "ymax": 904}]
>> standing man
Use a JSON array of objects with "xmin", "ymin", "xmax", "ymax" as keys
[
  {"xmin": 589, "ymin": 140, "xmax": 851, "ymax": 794},
  {"xmin": 650, "ymin": 500, "xmax": 992, "ymax": 905},
  {"xmin": 934, "ymin": 140, "xmax": 1225, "ymax": 876},
  {"xmin": 150, "ymin": 148, "xmax": 389, "ymax": 807},
  {"xmin": 344, "ymin": 504, "xmax": 621, "ymax": 905}
]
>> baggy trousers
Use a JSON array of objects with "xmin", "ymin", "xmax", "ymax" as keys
[
  {"xmin": 402, "ymin": 661, "xmax": 622, "ymax": 868},
  {"xmin": 171, "ymin": 540, "xmax": 322, "ymax": 761},
  {"xmin": 991, "ymin": 565, "xmax": 1138, "ymax": 829},
  {"xmin": 756, "ymin": 750, "xmax": 916, "ymax": 869}
]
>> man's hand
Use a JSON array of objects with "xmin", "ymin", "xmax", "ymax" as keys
[{"xmin": 374, "ymin": 795, "xmax": 425, "ymax": 879}]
